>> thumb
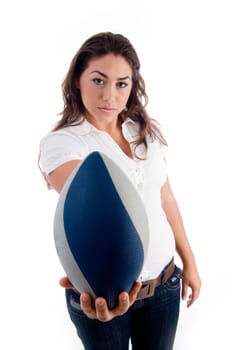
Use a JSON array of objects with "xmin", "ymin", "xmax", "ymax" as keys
[
  {"xmin": 182, "ymin": 279, "xmax": 188, "ymax": 301},
  {"xmin": 59, "ymin": 276, "xmax": 74, "ymax": 289}
]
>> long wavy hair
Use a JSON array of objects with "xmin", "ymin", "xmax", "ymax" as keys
[{"xmin": 54, "ymin": 32, "xmax": 167, "ymax": 153}]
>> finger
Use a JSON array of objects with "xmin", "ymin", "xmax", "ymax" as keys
[
  {"xmin": 108, "ymin": 292, "xmax": 130, "ymax": 320},
  {"xmin": 128, "ymin": 282, "xmax": 142, "ymax": 305},
  {"xmin": 117, "ymin": 292, "xmax": 130, "ymax": 314},
  {"xmin": 80, "ymin": 293, "xmax": 96, "ymax": 319},
  {"xmin": 59, "ymin": 277, "xmax": 74, "ymax": 289},
  {"xmin": 95, "ymin": 297, "xmax": 111, "ymax": 322},
  {"xmin": 187, "ymin": 287, "xmax": 200, "ymax": 308}
]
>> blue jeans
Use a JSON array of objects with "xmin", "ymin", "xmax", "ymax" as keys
[{"xmin": 65, "ymin": 266, "xmax": 182, "ymax": 350}]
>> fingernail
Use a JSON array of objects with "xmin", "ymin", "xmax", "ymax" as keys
[
  {"xmin": 81, "ymin": 295, "xmax": 88, "ymax": 303},
  {"xmin": 121, "ymin": 294, "xmax": 128, "ymax": 301}
]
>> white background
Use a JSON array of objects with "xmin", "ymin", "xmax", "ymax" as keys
[{"xmin": 1, "ymin": 0, "xmax": 233, "ymax": 349}]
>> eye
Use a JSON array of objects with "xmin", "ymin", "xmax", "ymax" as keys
[
  {"xmin": 117, "ymin": 82, "xmax": 128, "ymax": 88},
  {"xmin": 92, "ymin": 78, "xmax": 104, "ymax": 86}
]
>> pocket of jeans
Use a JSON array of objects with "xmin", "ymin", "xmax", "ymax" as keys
[
  {"xmin": 164, "ymin": 266, "xmax": 182, "ymax": 291},
  {"xmin": 66, "ymin": 289, "xmax": 85, "ymax": 315}
]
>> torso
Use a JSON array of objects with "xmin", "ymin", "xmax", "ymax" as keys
[{"xmin": 40, "ymin": 118, "xmax": 175, "ymax": 279}]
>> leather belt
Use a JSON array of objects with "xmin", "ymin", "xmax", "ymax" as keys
[{"xmin": 136, "ymin": 258, "xmax": 175, "ymax": 300}]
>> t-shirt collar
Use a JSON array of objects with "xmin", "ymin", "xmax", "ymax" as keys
[{"xmin": 74, "ymin": 117, "xmax": 138, "ymax": 141}]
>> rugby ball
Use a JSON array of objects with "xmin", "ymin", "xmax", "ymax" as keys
[{"xmin": 54, "ymin": 152, "xmax": 149, "ymax": 309}]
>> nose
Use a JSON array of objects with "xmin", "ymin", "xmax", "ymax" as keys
[{"xmin": 102, "ymin": 85, "xmax": 116, "ymax": 103}]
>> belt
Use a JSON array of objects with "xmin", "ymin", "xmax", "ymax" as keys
[{"xmin": 136, "ymin": 258, "xmax": 175, "ymax": 300}]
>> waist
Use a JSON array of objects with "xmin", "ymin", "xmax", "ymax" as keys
[
  {"xmin": 140, "ymin": 221, "xmax": 176, "ymax": 280},
  {"xmin": 136, "ymin": 258, "xmax": 175, "ymax": 300}
]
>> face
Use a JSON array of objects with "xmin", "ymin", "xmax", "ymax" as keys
[{"xmin": 77, "ymin": 54, "xmax": 133, "ymax": 126}]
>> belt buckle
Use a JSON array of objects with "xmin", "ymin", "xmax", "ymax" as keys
[{"xmin": 136, "ymin": 279, "xmax": 157, "ymax": 300}]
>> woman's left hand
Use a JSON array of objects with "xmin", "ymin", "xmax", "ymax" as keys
[{"xmin": 181, "ymin": 265, "xmax": 201, "ymax": 307}]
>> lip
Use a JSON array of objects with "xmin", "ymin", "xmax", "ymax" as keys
[{"xmin": 97, "ymin": 107, "xmax": 117, "ymax": 112}]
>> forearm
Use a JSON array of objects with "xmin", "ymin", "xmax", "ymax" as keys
[
  {"xmin": 161, "ymin": 178, "xmax": 201, "ymax": 306},
  {"xmin": 161, "ymin": 179, "xmax": 197, "ymax": 268},
  {"xmin": 164, "ymin": 197, "xmax": 195, "ymax": 267}
]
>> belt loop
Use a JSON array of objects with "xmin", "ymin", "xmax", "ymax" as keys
[
  {"xmin": 160, "ymin": 269, "xmax": 166, "ymax": 284},
  {"xmin": 160, "ymin": 257, "xmax": 174, "ymax": 284}
]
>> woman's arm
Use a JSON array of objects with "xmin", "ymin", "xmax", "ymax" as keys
[
  {"xmin": 161, "ymin": 178, "xmax": 201, "ymax": 307},
  {"xmin": 47, "ymin": 160, "xmax": 81, "ymax": 193},
  {"xmin": 47, "ymin": 160, "xmax": 141, "ymax": 321}
]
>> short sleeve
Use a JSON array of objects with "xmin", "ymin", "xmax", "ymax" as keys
[
  {"xmin": 39, "ymin": 131, "xmax": 86, "ymax": 175},
  {"xmin": 160, "ymin": 143, "xmax": 167, "ymax": 159}
]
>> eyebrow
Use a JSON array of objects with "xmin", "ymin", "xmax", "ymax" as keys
[{"xmin": 90, "ymin": 70, "xmax": 131, "ymax": 80}]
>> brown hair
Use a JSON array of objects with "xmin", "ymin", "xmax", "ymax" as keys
[{"xmin": 54, "ymin": 32, "xmax": 167, "ymax": 153}]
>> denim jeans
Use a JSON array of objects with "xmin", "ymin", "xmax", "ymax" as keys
[{"xmin": 65, "ymin": 266, "xmax": 182, "ymax": 350}]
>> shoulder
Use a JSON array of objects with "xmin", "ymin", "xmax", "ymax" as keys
[
  {"xmin": 41, "ymin": 127, "xmax": 77, "ymax": 148},
  {"xmin": 39, "ymin": 124, "xmax": 89, "ymax": 175},
  {"xmin": 40, "ymin": 119, "xmax": 94, "ymax": 152},
  {"xmin": 147, "ymin": 119, "xmax": 168, "ymax": 158}
]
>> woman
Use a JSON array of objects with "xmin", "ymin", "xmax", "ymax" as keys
[{"xmin": 39, "ymin": 32, "xmax": 201, "ymax": 349}]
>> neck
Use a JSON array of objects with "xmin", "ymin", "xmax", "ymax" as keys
[{"xmin": 85, "ymin": 114, "xmax": 121, "ymax": 135}]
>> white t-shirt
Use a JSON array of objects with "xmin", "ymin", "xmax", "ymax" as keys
[{"xmin": 40, "ymin": 118, "xmax": 175, "ymax": 280}]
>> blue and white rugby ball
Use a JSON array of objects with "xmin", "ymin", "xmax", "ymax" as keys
[{"xmin": 54, "ymin": 152, "xmax": 149, "ymax": 309}]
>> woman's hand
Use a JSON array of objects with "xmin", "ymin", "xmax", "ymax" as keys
[
  {"xmin": 181, "ymin": 265, "xmax": 201, "ymax": 307},
  {"xmin": 59, "ymin": 276, "xmax": 141, "ymax": 322}
]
